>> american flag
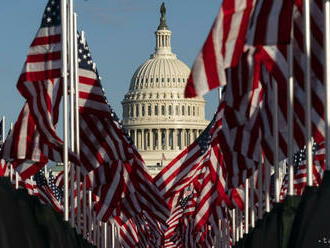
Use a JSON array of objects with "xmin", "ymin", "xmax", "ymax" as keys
[
  {"xmin": 154, "ymin": 114, "xmax": 234, "ymax": 247},
  {"xmin": 16, "ymin": 0, "xmax": 63, "ymax": 152},
  {"xmin": 0, "ymin": 159, "xmax": 9, "ymax": 177},
  {"xmin": 280, "ymin": 142, "xmax": 325, "ymax": 201},
  {"xmin": 185, "ymin": 0, "xmax": 257, "ymax": 98},
  {"xmin": 246, "ymin": 0, "xmax": 294, "ymax": 45},
  {"xmin": 0, "ymin": 0, "xmax": 79, "ymax": 179},
  {"xmin": 34, "ymin": 168, "xmax": 63, "ymax": 212},
  {"xmin": 76, "ymin": 32, "xmax": 169, "ymax": 233},
  {"xmin": 1, "ymin": 102, "xmax": 67, "ymax": 179}
]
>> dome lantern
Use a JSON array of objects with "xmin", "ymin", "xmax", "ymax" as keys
[{"xmin": 153, "ymin": 2, "xmax": 173, "ymax": 58}]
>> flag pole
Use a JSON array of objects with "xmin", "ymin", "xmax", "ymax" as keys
[
  {"xmin": 265, "ymin": 159, "xmax": 271, "ymax": 212},
  {"xmin": 257, "ymin": 159, "xmax": 263, "ymax": 219},
  {"xmin": 244, "ymin": 178, "xmax": 249, "ymax": 234},
  {"xmin": 61, "ymin": 0, "xmax": 69, "ymax": 222},
  {"xmin": 73, "ymin": 12, "xmax": 81, "ymax": 234},
  {"xmin": 232, "ymin": 208, "xmax": 236, "ymax": 245},
  {"xmin": 68, "ymin": 0, "xmax": 75, "ymax": 227},
  {"xmin": 88, "ymin": 189, "xmax": 92, "ymax": 241},
  {"xmin": 250, "ymin": 166, "xmax": 255, "ymax": 228},
  {"xmin": 10, "ymin": 122, "xmax": 14, "ymax": 182},
  {"xmin": 273, "ymin": 81, "xmax": 280, "ymax": 203},
  {"xmin": 304, "ymin": 0, "xmax": 313, "ymax": 186},
  {"xmin": 325, "ymin": 0, "xmax": 330, "ymax": 171},
  {"xmin": 80, "ymin": 30, "xmax": 88, "ymax": 238},
  {"xmin": 288, "ymin": 14, "xmax": 295, "ymax": 195}
]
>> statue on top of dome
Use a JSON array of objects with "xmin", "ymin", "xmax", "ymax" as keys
[{"xmin": 158, "ymin": 2, "xmax": 168, "ymax": 30}]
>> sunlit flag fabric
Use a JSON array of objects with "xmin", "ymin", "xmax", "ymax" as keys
[
  {"xmin": 185, "ymin": 0, "xmax": 256, "ymax": 98},
  {"xmin": 0, "ymin": 159, "xmax": 9, "ymax": 177},
  {"xmin": 16, "ymin": 0, "xmax": 64, "ymax": 152},
  {"xmin": 1, "ymin": 102, "xmax": 67, "ymax": 179}
]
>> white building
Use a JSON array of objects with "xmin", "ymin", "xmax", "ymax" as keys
[{"xmin": 122, "ymin": 3, "xmax": 208, "ymax": 176}]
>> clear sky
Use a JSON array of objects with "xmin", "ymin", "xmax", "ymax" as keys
[{"xmin": 0, "ymin": 0, "xmax": 221, "ymax": 132}]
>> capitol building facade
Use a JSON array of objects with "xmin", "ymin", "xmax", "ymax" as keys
[{"xmin": 122, "ymin": 4, "xmax": 208, "ymax": 176}]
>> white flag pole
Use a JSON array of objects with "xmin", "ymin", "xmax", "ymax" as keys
[
  {"xmin": 239, "ymin": 209, "xmax": 243, "ymax": 239},
  {"xmin": 265, "ymin": 159, "xmax": 271, "ymax": 212},
  {"xmin": 244, "ymin": 178, "xmax": 249, "ymax": 233},
  {"xmin": 325, "ymin": 0, "xmax": 330, "ymax": 171},
  {"xmin": 273, "ymin": 81, "xmax": 280, "ymax": 203},
  {"xmin": 304, "ymin": 0, "xmax": 313, "ymax": 186},
  {"xmin": 68, "ymin": 0, "xmax": 75, "ymax": 227},
  {"xmin": 73, "ymin": 12, "xmax": 81, "ymax": 234},
  {"xmin": 80, "ymin": 30, "xmax": 88, "ymax": 238},
  {"xmin": 288, "ymin": 14, "xmax": 295, "ymax": 195},
  {"xmin": 61, "ymin": 0, "xmax": 69, "ymax": 222},
  {"xmin": 236, "ymin": 208, "xmax": 239, "ymax": 242},
  {"xmin": 10, "ymin": 122, "xmax": 13, "ymax": 182},
  {"xmin": 257, "ymin": 159, "xmax": 263, "ymax": 219},
  {"xmin": 250, "ymin": 166, "xmax": 255, "ymax": 228},
  {"xmin": 232, "ymin": 208, "xmax": 236, "ymax": 245},
  {"xmin": 88, "ymin": 189, "xmax": 92, "ymax": 241}
]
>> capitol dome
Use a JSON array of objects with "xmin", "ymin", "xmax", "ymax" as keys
[{"xmin": 122, "ymin": 3, "xmax": 209, "ymax": 176}]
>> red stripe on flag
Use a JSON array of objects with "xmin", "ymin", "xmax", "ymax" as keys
[{"xmin": 30, "ymin": 34, "xmax": 61, "ymax": 47}]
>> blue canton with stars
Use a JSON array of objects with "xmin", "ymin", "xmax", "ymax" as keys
[
  {"xmin": 196, "ymin": 115, "xmax": 215, "ymax": 155},
  {"xmin": 34, "ymin": 169, "xmax": 48, "ymax": 187},
  {"xmin": 292, "ymin": 141, "xmax": 318, "ymax": 173},
  {"xmin": 48, "ymin": 171, "xmax": 63, "ymax": 202},
  {"xmin": 41, "ymin": 0, "xmax": 61, "ymax": 28}
]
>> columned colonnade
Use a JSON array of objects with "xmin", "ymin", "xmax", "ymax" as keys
[{"xmin": 128, "ymin": 128, "xmax": 203, "ymax": 151}]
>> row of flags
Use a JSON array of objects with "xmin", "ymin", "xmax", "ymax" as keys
[{"xmin": 0, "ymin": 0, "xmax": 329, "ymax": 247}]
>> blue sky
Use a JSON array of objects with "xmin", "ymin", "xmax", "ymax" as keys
[{"xmin": 0, "ymin": 0, "xmax": 221, "ymax": 133}]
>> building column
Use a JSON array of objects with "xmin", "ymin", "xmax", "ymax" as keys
[
  {"xmin": 137, "ymin": 129, "xmax": 140, "ymax": 149},
  {"xmin": 141, "ymin": 129, "xmax": 145, "ymax": 151},
  {"xmin": 189, "ymin": 129, "xmax": 193, "ymax": 145},
  {"xmin": 180, "ymin": 129, "xmax": 184, "ymax": 149},
  {"xmin": 165, "ymin": 128, "xmax": 169, "ymax": 150},
  {"xmin": 157, "ymin": 129, "xmax": 161, "ymax": 150},
  {"xmin": 173, "ymin": 129, "xmax": 178, "ymax": 150},
  {"xmin": 150, "ymin": 129, "xmax": 153, "ymax": 150},
  {"xmin": 134, "ymin": 129, "xmax": 137, "ymax": 148}
]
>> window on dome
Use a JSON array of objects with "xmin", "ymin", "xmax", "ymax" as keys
[
  {"xmin": 136, "ymin": 104, "xmax": 139, "ymax": 117},
  {"xmin": 168, "ymin": 105, "xmax": 172, "ymax": 115},
  {"xmin": 188, "ymin": 106, "xmax": 191, "ymax": 116},
  {"xmin": 178, "ymin": 78, "xmax": 180, "ymax": 82},
  {"xmin": 193, "ymin": 106, "xmax": 195, "ymax": 116},
  {"xmin": 151, "ymin": 78, "xmax": 153, "ymax": 83},
  {"xmin": 142, "ymin": 104, "xmax": 145, "ymax": 116},
  {"xmin": 146, "ymin": 78, "xmax": 148, "ymax": 83},
  {"xmin": 155, "ymin": 105, "xmax": 159, "ymax": 116},
  {"xmin": 175, "ymin": 105, "xmax": 179, "ymax": 115},
  {"xmin": 182, "ymin": 105, "xmax": 185, "ymax": 116},
  {"xmin": 183, "ymin": 78, "xmax": 185, "ymax": 82},
  {"xmin": 162, "ymin": 105, "xmax": 165, "ymax": 115},
  {"xmin": 156, "ymin": 78, "xmax": 159, "ymax": 82},
  {"xmin": 130, "ymin": 105, "xmax": 133, "ymax": 117},
  {"xmin": 173, "ymin": 78, "xmax": 175, "ymax": 82},
  {"xmin": 167, "ymin": 78, "xmax": 170, "ymax": 82},
  {"xmin": 162, "ymin": 78, "xmax": 164, "ymax": 82},
  {"xmin": 148, "ymin": 105, "xmax": 151, "ymax": 116}
]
